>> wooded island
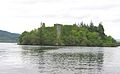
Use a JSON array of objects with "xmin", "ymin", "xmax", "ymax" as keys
[{"xmin": 19, "ymin": 22, "xmax": 119, "ymax": 47}]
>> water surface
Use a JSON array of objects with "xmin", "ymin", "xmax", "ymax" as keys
[{"xmin": 0, "ymin": 43, "xmax": 120, "ymax": 74}]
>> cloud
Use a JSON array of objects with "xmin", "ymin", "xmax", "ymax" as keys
[
  {"xmin": 70, "ymin": 4, "xmax": 120, "ymax": 11},
  {"xmin": 12, "ymin": 0, "xmax": 39, "ymax": 4},
  {"xmin": 0, "ymin": 0, "xmax": 120, "ymax": 38}
]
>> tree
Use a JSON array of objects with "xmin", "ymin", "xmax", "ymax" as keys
[{"xmin": 98, "ymin": 22, "xmax": 105, "ymax": 37}]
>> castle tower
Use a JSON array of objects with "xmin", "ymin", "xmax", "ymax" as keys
[{"xmin": 54, "ymin": 24, "xmax": 62, "ymax": 45}]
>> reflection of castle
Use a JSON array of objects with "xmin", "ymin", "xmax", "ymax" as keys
[
  {"xmin": 38, "ymin": 50, "xmax": 103, "ymax": 74},
  {"xmin": 21, "ymin": 46, "xmax": 104, "ymax": 74}
]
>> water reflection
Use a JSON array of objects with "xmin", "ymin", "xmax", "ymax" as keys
[{"xmin": 21, "ymin": 46, "xmax": 104, "ymax": 74}]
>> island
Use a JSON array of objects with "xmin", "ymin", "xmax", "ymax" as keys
[{"xmin": 18, "ymin": 22, "xmax": 119, "ymax": 47}]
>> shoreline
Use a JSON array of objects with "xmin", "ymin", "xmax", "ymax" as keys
[{"xmin": 18, "ymin": 44, "xmax": 120, "ymax": 47}]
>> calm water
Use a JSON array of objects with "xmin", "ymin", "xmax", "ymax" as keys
[{"xmin": 0, "ymin": 43, "xmax": 120, "ymax": 74}]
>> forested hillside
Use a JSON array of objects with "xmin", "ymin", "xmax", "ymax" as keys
[
  {"xmin": 19, "ymin": 22, "xmax": 119, "ymax": 46},
  {"xmin": 0, "ymin": 30, "xmax": 20, "ymax": 42}
]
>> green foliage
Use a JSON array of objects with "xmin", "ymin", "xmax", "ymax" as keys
[{"xmin": 19, "ymin": 22, "xmax": 118, "ymax": 47}]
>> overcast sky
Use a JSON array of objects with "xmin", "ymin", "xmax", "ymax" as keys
[{"xmin": 0, "ymin": 0, "xmax": 120, "ymax": 39}]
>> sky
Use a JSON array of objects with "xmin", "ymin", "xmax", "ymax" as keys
[{"xmin": 0, "ymin": 0, "xmax": 120, "ymax": 39}]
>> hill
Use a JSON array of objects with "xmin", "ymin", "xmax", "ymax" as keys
[{"xmin": 0, "ymin": 30, "xmax": 20, "ymax": 42}]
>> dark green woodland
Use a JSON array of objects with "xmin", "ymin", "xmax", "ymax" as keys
[
  {"xmin": 0, "ymin": 30, "xmax": 20, "ymax": 42},
  {"xmin": 19, "ymin": 22, "xmax": 119, "ymax": 47}
]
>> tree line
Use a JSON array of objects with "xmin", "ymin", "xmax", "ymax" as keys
[{"xmin": 19, "ymin": 22, "xmax": 119, "ymax": 47}]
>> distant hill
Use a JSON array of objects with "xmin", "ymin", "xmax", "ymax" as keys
[
  {"xmin": 116, "ymin": 39, "xmax": 120, "ymax": 42},
  {"xmin": 0, "ymin": 30, "xmax": 20, "ymax": 43}
]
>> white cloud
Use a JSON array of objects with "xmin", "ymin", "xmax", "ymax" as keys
[{"xmin": 0, "ymin": 0, "xmax": 120, "ymax": 39}]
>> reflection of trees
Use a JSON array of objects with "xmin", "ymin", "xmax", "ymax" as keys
[
  {"xmin": 20, "ymin": 46, "xmax": 104, "ymax": 74},
  {"xmin": 20, "ymin": 46, "xmax": 46, "ymax": 66},
  {"xmin": 47, "ymin": 52, "xmax": 104, "ymax": 74},
  {"xmin": 20, "ymin": 45, "xmax": 58, "ymax": 69},
  {"xmin": 20, "ymin": 45, "xmax": 58, "ymax": 56}
]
